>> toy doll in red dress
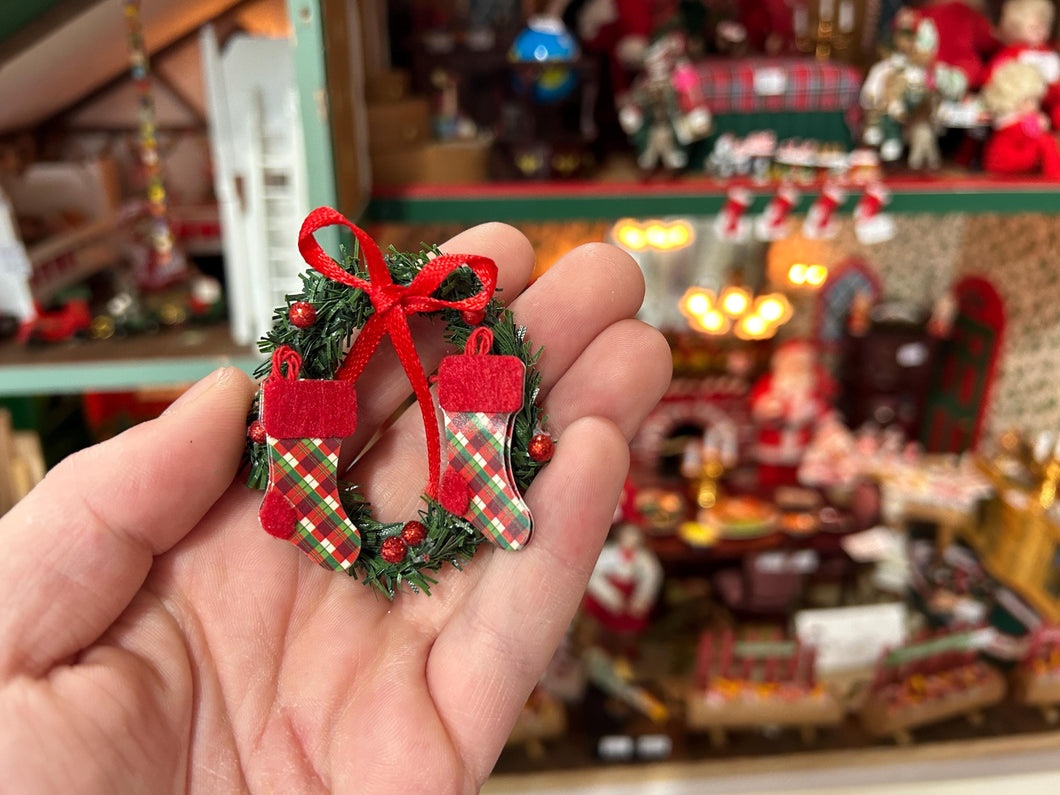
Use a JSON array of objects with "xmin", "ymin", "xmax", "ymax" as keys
[
  {"xmin": 981, "ymin": 59, "xmax": 1060, "ymax": 176},
  {"xmin": 986, "ymin": 0, "xmax": 1060, "ymax": 129},
  {"xmin": 750, "ymin": 340, "xmax": 835, "ymax": 490},
  {"xmin": 582, "ymin": 524, "xmax": 664, "ymax": 637}
]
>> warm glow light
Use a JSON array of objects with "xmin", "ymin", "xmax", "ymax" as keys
[
  {"xmin": 744, "ymin": 315, "xmax": 767, "ymax": 335},
  {"xmin": 645, "ymin": 224, "xmax": 667, "ymax": 248},
  {"xmin": 679, "ymin": 287, "xmax": 715, "ymax": 320},
  {"xmin": 754, "ymin": 293, "xmax": 792, "ymax": 324},
  {"xmin": 720, "ymin": 286, "xmax": 751, "ymax": 317},
  {"xmin": 612, "ymin": 219, "xmax": 694, "ymax": 252},
  {"xmin": 668, "ymin": 224, "xmax": 690, "ymax": 247},
  {"xmin": 735, "ymin": 313, "xmax": 775, "ymax": 340},
  {"xmin": 806, "ymin": 264, "xmax": 828, "ymax": 286},
  {"xmin": 788, "ymin": 263, "xmax": 807, "ymax": 285},
  {"xmin": 695, "ymin": 309, "xmax": 730, "ymax": 334},
  {"xmin": 687, "ymin": 293, "xmax": 710, "ymax": 315},
  {"xmin": 616, "ymin": 222, "xmax": 647, "ymax": 250}
]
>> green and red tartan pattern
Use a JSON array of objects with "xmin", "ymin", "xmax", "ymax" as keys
[
  {"xmin": 688, "ymin": 57, "xmax": 861, "ymax": 114},
  {"xmin": 265, "ymin": 435, "xmax": 361, "ymax": 570},
  {"xmin": 443, "ymin": 409, "xmax": 533, "ymax": 550}
]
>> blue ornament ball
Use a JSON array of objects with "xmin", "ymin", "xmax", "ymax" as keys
[{"xmin": 508, "ymin": 16, "xmax": 580, "ymax": 104}]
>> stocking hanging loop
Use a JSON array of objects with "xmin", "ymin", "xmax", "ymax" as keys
[{"xmin": 270, "ymin": 346, "xmax": 303, "ymax": 381}]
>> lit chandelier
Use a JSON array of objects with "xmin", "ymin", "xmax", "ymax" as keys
[{"xmin": 678, "ymin": 276, "xmax": 793, "ymax": 340}]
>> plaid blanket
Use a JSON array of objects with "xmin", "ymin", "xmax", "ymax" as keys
[{"xmin": 688, "ymin": 57, "xmax": 862, "ymax": 114}]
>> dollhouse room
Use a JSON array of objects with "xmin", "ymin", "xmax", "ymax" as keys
[{"xmin": 4, "ymin": 0, "xmax": 1060, "ymax": 792}]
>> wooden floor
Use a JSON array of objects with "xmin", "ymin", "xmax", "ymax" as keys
[{"xmin": 486, "ymin": 729, "xmax": 1060, "ymax": 793}]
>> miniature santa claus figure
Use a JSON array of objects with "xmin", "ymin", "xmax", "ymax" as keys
[
  {"xmin": 981, "ymin": 60, "xmax": 1060, "ymax": 177},
  {"xmin": 582, "ymin": 523, "xmax": 663, "ymax": 638},
  {"xmin": 985, "ymin": 0, "xmax": 1060, "ymax": 129},
  {"xmin": 922, "ymin": 0, "xmax": 1000, "ymax": 91},
  {"xmin": 564, "ymin": 0, "xmax": 652, "ymax": 93},
  {"xmin": 750, "ymin": 340, "xmax": 836, "ymax": 490}
]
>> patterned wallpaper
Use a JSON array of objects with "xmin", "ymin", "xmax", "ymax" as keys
[{"xmin": 372, "ymin": 212, "xmax": 1060, "ymax": 437}]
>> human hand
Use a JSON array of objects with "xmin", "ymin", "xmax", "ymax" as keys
[{"xmin": 0, "ymin": 224, "xmax": 671, "ymax": 793}]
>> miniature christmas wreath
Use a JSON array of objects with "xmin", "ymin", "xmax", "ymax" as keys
[{"xmin": 244, "ymin": 208, "xmax": 553, "ymax": 598}]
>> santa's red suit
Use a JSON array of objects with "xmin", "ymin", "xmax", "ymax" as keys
[
  {"xmin": 983, "ymin": 111, "xmax": 1060, "ymax": 176},
  {"xmin": 749, "ymin": 347, "xmax": 834, "ymax": 489},
  {"xmin": 573, "ymin": 0, "xmax": 654, "ymax": 93},
  {"xmin": 987, "ymin": 44, "xmax": 1060, "ymax": 128},
  {"xmin": 739, "ymin": 0, "xmax": 797, "ymax": 55},
  {"xmin": 583, "ymin": 538, "xmax": 663, "ymax": 635},
  {"xmin": 922, "ymin": 1, "xmax": 1000, "ymax": 90}
]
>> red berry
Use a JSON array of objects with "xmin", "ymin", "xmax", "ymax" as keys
[
  {"xmin": 402, "ymin": 520, "xmax": 428, "ymax": 546},
  {"xmin": 289, "ymin": 301, "xmax": 317, "ymax": 328},
  {"xmin": 380, "ymin": 536, "xmax": 408, "ymax": 564},
  {"xmin": 248, "ymin": 420, "xmax": 267, "ymax": 445},
  {"xmin": 528, "ymin": 433, "xmax": 554, "ymax": 463},
  {"xmin": 461, "ymin": 309, "xmax": 486, "ymax": 326}
]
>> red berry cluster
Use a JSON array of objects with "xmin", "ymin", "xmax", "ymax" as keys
[{"xmin": 380, "ymin": 521, "xmax": 429, "ymax": 564}]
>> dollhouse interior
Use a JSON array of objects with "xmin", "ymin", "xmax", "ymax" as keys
[{"xmin": 4, "ymin": 0, "xmax": 1060, "ymax": 790}]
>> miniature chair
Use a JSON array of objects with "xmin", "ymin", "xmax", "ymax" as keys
[{"xmin": 714, "ymin": 551, "xmax": 816, "ymax": 618}]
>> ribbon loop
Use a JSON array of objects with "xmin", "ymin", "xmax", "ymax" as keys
[{"xmin": 297, "ymin": 208, "xmax": 499, "ymax": 499}]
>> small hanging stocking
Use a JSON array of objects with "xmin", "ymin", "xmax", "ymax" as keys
[
  {"xmin": 438, "ymin": 327, "xmax": 533, "ymax": 550},
  {"xmin": 259, "ymin": 346, "xmax": 362, "ymax": 570}
]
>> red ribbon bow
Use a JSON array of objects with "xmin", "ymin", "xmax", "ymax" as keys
[{"xmin": 297, "ymin": 206, "xmax": 498, "ymax": 499}]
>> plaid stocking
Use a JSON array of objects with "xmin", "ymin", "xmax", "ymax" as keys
[
  {"xmin": 258, "ymin": 347, "xmax": 361, "ymax": 571},
  {"xmin": 438, "ymin": 328, "xmax": 533, "ymax": 550}
]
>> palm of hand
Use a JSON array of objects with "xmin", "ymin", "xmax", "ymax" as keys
[{"xmin": 0, "ymin": 225, "xmax": 670, "ymax": 793}]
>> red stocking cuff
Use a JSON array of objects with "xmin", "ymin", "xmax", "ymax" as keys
[
  {"xmin": 438, "ymin": 328, "xmax": 525, "ymax": 413},
  {"xmin": 262, "ymin": 378, "xmax": 358, "ymax": 438}
]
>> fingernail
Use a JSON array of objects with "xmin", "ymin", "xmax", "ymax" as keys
[{"xmin": 163, "ymin": 367, "xmax": 229, "ymax": 416}]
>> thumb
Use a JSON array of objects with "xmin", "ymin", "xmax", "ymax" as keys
[{"xmin": 0, "ymin": 367, "xmax": 256, "ymax": 678}]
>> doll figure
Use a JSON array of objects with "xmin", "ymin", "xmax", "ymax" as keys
[
  {"xmin": 981, "ymin": 60, "xmax": 1060, "ymax": 177},
  {"xmin": 986, "ymin": 0, "xmax": 1060, "ymax": 128},
  {"xmin": 582, "ymin": 524, "xmax": 664, "ymax": 637},
  {"xmin": 861, "ymin": 9, "xmax": 966, "ymax": 167},
  {"xmin": 618, "ymin": 33, "xmax": 712, "ymax": 172}
]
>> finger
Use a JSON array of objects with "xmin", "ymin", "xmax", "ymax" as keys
[
  {"xmin": 341, "ymin": 223, "xmax": 535, "ymax": 465},
  {"xmin": 544, "ymin": 318, "xmax": 672, "ymax": 441},
  {"xmin": 0, "ymin": 367, "xmax": 256, "ymax": 678},
  {"xmin": 426, "ymin": 417, "xmax": 628, "ymax": 782},
  {"xmin": 346, "ymin": 242, "xmax": 645, "ymax": 517},
  {"xmin": 509, "ymin": 241, "xmax": 645, "ymax": 397}
]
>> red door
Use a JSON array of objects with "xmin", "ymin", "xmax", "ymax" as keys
[{"xmin": 922, "ymin": 277, "xmax": 1005, "ymax": 453}]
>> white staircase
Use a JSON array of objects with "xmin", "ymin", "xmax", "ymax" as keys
[{"xmin": 200, "ymin": 26, "xmax": 309, "ymax": 345}]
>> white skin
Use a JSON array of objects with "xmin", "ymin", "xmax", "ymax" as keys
[
  {"xmin": 1002, "ymin": 1, "xmax": 1053, "ymax": 47},
  {"xmin": 0, "ymin": 224, "xmax": 672, "ymax": 793}
]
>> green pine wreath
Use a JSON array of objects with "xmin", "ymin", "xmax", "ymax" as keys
[{"xmin": 244, "ymin": 242, "xmax": 549, "ymax": 598}]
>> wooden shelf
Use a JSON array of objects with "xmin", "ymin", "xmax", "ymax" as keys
[
  {"xmin": 367, "ymin": 175, "xmax": 1060, "ymax": 224},
  {"xmin": 0, "ymin": 324, "xmax": 262, "ymax": 396}
]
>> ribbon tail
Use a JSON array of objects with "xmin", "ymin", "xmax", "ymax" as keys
[
  {"xmin": 388, "ymin": 314, "xmax": 442, "ymax": 499},
  {"xmin": 336, "ymin": 315, "xmax": 387, "ymax": 383}
]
